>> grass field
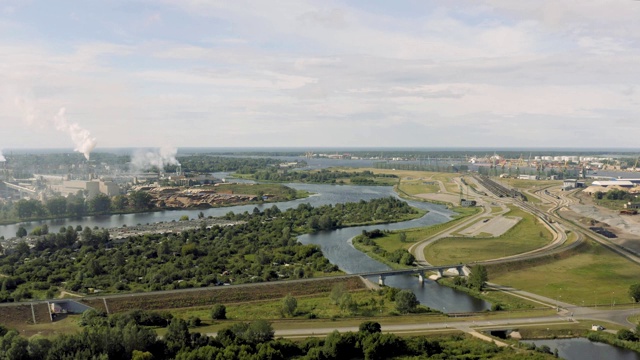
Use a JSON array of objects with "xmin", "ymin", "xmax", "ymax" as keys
[
  {"xmin": 380, "ymin": 206, "xmax": 480, "ymax": 251},
  {"xmin": 168, "ymin": 288, "xmax": 399, "ymax": 323},
  {"xmin": 424, "ymin": 205, "xmax": 552, "ymax": 265},
  {"xmin": 491, "ymin": 207, "xmax": 504, "ymax": 214},
  {"xmin": 490, "ymin": 239, "xmax": 640, "ymax": 306},
  {"xmin": 398, "ymin": 180, "xmax": 440, "ymax": 196}
]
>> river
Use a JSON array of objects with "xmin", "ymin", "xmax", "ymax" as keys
[
  {"xmin": 526, "ymin": 338, "xmax": 640, "ymax": 360},
  {"xmin": 0, "ymin": 182, "xmax": 490, "ymax": 312}
]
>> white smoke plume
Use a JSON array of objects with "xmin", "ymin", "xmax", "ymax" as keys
[
  {"xmin": 130, "ymin": 146, "xmax": 181, "ymax": 173},
  {"xmin": 0, "ymin": 150, "xmax": 5, "ymax": 162},
  {"xmin": 53, "ymin": 107, "xmax": 97, "ymax": 160}
]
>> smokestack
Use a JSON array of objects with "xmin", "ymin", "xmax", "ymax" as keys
[
  {"xmin": 0, "ymin": 149, "xmax": 5, "ymax": 162},
  {"xmin": 53, "ymin": 107, "xmax": 97, "ymax": 160}
]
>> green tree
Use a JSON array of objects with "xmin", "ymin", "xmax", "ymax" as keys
[
  {"xmin": 46, "ymin": 197, "xmax": 68, "ymax": 217},
  {"xmin": 112, "ymin": 195, "xmax": 128, "ymax": 211},
  {"xmin": 282, "ymin": 294, "xmax": 298, "ymax": 317},
  {"xmin": 468, "ymin": 265, "xmax": 488, "ymax": 291},
  {"xmin": 399, "ymin": 232, "xmax": 407, "ymax": 242},
  {"xmin": 16, "ymin": 226, "xmax": 27, "ymax": 238},
  {"xmin": 617, "ymin": 329, "xmax": 638, "ymax": 341},
  {"xmin": 630, "ymin": 283, "xmax": 640, "ymax": 303},
  {"xmin": 165, "ymin": 318, "xmax": 191, "ymax": 354},
  {"xmin": 243, "ymin": 320, "xmax": 274, "ymax": 344},
  {"xmin": 359, "ymin": 321, "xmax": 382, "ymax": 334},
  {"xmin": 395, "ymin": 290, "xmax": 419, "ymax": 313},
  {"xmin": 129, "ymin": 191, "xmax": 153, "ymax": 210},
  {"xmin": 89, "ymin": 193, "xmax": 112, "ymax": 214},
  {"xmin": 211, "ymin": 304, "xmax": 226, "ymax": 320}
]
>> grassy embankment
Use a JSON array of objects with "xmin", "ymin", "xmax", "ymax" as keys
[
  {"xmin": 488, "ymin": 239, "xmax": 640, "ymax": 307},
  {"xmin": 424, "ymin": 205, "xmax": 552, "ymax": 265}
]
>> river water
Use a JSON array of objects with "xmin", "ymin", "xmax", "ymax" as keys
[
  {"xmin": 0, "ymin": 182, "xmax": 490, "ymax": 312},
  {"xmin": 526, "ymin": 338, "xmax": 640, "ymax": 360}
]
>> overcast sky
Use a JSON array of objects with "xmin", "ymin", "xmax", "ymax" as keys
[{"xmin": 1, "ymin": 0, "xmax": 640, "ymax": 152}]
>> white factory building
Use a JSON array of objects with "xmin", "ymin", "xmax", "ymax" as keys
[{"xmin": 50, "ymin": 180, "xmax": 120, "ymax": 198}]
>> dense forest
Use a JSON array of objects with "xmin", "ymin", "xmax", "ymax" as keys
[
  {"xmin": 246, "ymin": 169, "xmax": 398, "ymax": 185},
  {"xmin": 0, "ymin": 316, "xmax": 557, "ymax": 360},
  {"xmin": 0, "ymin": 197, "xmax": 420, "ymax": 301}
]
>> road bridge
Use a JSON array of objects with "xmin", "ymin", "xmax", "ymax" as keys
[{"xmin": 354, "ymin": 264, "xmax": 470, "ymax": 286}]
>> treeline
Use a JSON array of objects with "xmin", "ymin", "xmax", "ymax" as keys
[
  {"xmin": 1, "ymin": 152, "xmax": 129, "ymax": 177},
  {"xmin": 0, "ymin": 316, "xmax": 556, "ymax": 360},
  {"xmin": 4, "ymin": 191, "xmax": 155, "ymax": 224},
  {"xmin": 248, "ymin": 169, "xmax": 397, "ymax": 185},
  {"xmin": 171, "ymin": 155, "xmax": 290, "ymax": 174},
  {"xmin": 593, "ymin": 188, "xmax": 636, "ymax": 202},
  {"xmin": 0, "ymin": 198, "xmax": 418, "ymax": 300}
]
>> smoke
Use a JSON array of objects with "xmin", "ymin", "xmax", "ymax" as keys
[
  {"xmin": 0, "ymin": 150, "xmax": 5, "ymax": 162},
  {"xmin": 130, "ymin": 146, "xmax": 181, "ymax": 173},
  {"xmin": 53, "ymin": 107, "xmax": 97, "ymax": 160}
]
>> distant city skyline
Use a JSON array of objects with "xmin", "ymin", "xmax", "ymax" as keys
[{"xmin": 1, "ymin": 1, "xmax": 640, "ymax": 152}]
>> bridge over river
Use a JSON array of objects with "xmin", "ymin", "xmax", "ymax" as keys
[{"xmin": 354, "ymin": 264, "xmax": 470, "ymax": 286}]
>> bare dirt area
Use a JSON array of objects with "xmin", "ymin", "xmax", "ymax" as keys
[
  {"xmin": 566, "ymin": 193, "xmax": 640, "ymax": 253},
  {"xmin": 0, "ymin": 304, "xmax": 34, "ymax": 327},
  {"xmin": 459, "ymin": 216, "xmax": 521, "ymax": 237}
]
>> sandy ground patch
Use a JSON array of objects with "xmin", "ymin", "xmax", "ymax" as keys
[
  {"xmin": 414, "ymin": 193, "xmax": 459, "ymax": 204},
  {"xmin": 566, "ymin": 194, "xmax": 640, "ymax": 253},
  {"xmin": 459, "ymin": 216, "xmax": 521, "ymax": 237}
]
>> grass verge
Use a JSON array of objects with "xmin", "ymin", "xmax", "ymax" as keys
[
  {"xmin": 489, "ymin": 239, "xmax": 640, "ymax": 306},
  {"xmin": 424, "ymin": 205, "xmax": 552, "ymax": 265}
]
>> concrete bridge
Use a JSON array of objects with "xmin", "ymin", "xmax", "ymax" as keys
[{"xmin": 354, "ymin": 264, "xmax": 471, "ymax": 286}]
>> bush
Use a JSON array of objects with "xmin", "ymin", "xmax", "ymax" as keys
[
  {"xmin": 395, "ymin": 290, "xmax": 419, "ymax": 314},
  {"xmin": 211, "ymin": 304, "xmax": 227, "ymax": 320},
  {"xmin": 188, "ymin": 316, "xmax": 201, "ymax": 328},
  {"xmin": 617, "ymin": 329, "xmax": 638, "ymax": 342}
]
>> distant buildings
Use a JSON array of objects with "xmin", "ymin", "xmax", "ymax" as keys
[{"xmin": 50, "ymin": 180, "xmax": 120, "ymax": 198}]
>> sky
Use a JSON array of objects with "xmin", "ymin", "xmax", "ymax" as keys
[{"xmin": 1, "ymin": 0, "xmax": 640, "ymax": 153}]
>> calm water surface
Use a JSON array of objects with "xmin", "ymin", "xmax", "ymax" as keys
[{"xmin": 526, "ymin": 338, "xmax": 640, "ymax": 360}]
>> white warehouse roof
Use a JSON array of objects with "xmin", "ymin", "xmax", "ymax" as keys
[{"xmin": 592, "ymin": 180, "xmax": 634, "ymax": 187}]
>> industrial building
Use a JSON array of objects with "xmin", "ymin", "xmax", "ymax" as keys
[
  {"xmin": 50, "ymin": 180, "xmax": 120, "ymax": 198},
  {"xmin": 562, "ymin": 179, "xmax": 585, "ymax": 190}
]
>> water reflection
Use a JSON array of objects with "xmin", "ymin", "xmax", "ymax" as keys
[{"xmin": 526, "ymin": 338, "xmax": 640, "ymax": 360}]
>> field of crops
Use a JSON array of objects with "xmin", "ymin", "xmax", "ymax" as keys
[{"xmin": 82, "ymin": 277, "xmax": 365, "ymax": 314}]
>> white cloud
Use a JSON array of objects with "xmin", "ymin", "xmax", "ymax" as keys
[{"xmin": 2, "ymin": 0, "xmax": 640, "ymax": 148}]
